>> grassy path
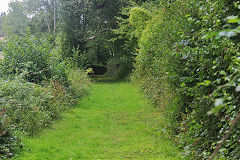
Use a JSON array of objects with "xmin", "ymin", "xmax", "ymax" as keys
[{"xmin": 14, "ymin": 81, "xmax": 180, "ymax": 160}]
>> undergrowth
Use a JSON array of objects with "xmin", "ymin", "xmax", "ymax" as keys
[
  {"xmin": 0, "ymin": 33, "xmax": 91, "ymax": 159},
  {"xmin": 116, "ymin": 0, "xmax": 240, "ymax": 159}
]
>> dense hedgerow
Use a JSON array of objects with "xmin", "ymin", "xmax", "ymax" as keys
[
  {"xmin": 0, "ymin": 34, "xmax": 91, "ymax": 159},
  {"xmin": 117, "ymin": 0, "xmax": 240, "ymax": 159}
]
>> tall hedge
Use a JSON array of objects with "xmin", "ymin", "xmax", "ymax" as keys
[{"xmin": 118, "ymin": 0, "xmax": 240, "ymax": 159}]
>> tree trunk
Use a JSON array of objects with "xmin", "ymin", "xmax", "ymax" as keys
[
  {"xmin": 53, "ymin": 0, "xmax": 56, "ymax": 35},
  {"xmin": 45, "ymin": 11, "xmax": 51, "ymax": 33}
]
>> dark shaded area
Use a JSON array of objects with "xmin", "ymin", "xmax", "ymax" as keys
[
  {"xmin": 0, "ymin": 130, "xmax": 21, "ymax": 159},
  {"xmin": 89, "ymin": 75, "xmax": 119, "ymax": 83},
  {"xmin": 88, "ymin": 65, "xmax": 107, "ymax": 75}
]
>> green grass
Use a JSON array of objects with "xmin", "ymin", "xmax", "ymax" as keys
[{"xmin": 13, "ymin": 81, "xmax": 181, "ymax": 160}]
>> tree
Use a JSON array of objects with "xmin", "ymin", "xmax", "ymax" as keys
[
  {"xmin": 58, "ymin": 0, "xmax": 128, "ymax": 69},
  {"xmin": 2, "ymin": 0, "xmax": 59, "ymax": 35},
  {"xmin": 25, "ymin": 0, "xmax": 59, "ymax": 34},
  {"xmin": 2, "ymin": 1, "xmax": 29, "ymax": 35},
  {"xmin": 0, "ymin": 12, "xmax": 6, "ymax": 36}
]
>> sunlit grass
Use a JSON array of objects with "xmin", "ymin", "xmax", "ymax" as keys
[{"xmin": 13, "ymin": 81, "xmax": 181, "ymax": 160}]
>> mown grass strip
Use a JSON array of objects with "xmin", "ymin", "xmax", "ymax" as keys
[{"xmin": 14, "ymin": 81, "xmax": 180, "ymax": 160}]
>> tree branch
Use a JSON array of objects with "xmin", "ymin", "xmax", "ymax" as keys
[
  {"xmin": 85, "ymin": 28, "xmax": 109, "ymax": 40},
  {"xmin": 208, "ymin": 112, "xmax": 240, "ymax": 160}
]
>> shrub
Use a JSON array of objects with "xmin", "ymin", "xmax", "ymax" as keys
[
  {"xmin": 128, "ymin": 7, "xmax": 152, "ymax": 38},
  {"xmin": 0, "ymin": 77, "xmax": 53, "ymax": 158},
  {"xmin": 0, "ymin": 70, "xmax": 90, "ymax": 158},
  {"xmin": 67, "ymin": 68, "xmax": 91, "ymax": 99},
  {"xmin": 1, "ymin": 78, "xmax": 55, "ymax": 135},
  {"xmin": 0, "ymin": 32, "xmax": 91, "ymax": 158},
  {"xmin": 0, "ymin": 128, "xmax": 21, "ymax": 159},
  {"xmin": 0, "ymin": 33, "xmax": 70, "ymax": 86},
  {"xmin": 0, "ymin": 33, "xmax": 52, "ymax": 83},
  {"xmin": 119, "ymin": 0, "xmax": 240, "ymax": 159}
]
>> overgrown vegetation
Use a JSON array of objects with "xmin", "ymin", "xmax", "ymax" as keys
[
  {"xmin": 1, "ymin": 0, "xmax": 240, "ymax": 159},
  {"xmin": 0, "ymin": 0, "xmax": 132, "ymax": 78},
  {"xmin": 0, "ymin": 33, "xmax": 90, "ymax": 159},
  {"xmin": 115, "ymin": 0, "xmax": 240, "ymax": 159}
]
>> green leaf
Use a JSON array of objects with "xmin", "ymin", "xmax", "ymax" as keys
[
  {"xmin": 228, "ymin": 18, "xmax": 240, "ymax": 23},
  {"xmin": 198, "ymin": 80, "xmax": 211, "ymax": 86},
  {"xmin": 202, "ymin": 31, "xmax": 219, "ymax": 39},
  {"xmin": 180, "ymin": 83, "xmax": 186, "ymax": 87},
  {"xmin": 226, "ymin": 16, "xmax": 239, "ymax": 21},
  {"xmin": 187, "ymin": 17, "xmax": 192, "ymax": 21},
  {"xmin": 219, "ymin": 70, "xmax": 226, "ymax": 75}
]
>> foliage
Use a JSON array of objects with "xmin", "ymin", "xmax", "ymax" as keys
[
  {"xmin": 57, "ymin": 0, "xmax": 130, "ymax": 77},
  {"xmin": 118, "ymin": 0, "xmax": 240, "ymax": 159},
  {"xmin": 173, "ymin": 1, "xmax": 240, "ymax": 159},
  {"xmin": 0, "ymin": 33, "xmax": 53, "ymax": 83},
  {"xmin": 0, "ymin": 12, "xmax": 6, "ymax": 37},
  {"xmin": 0, "ymin": 31, "xmax": 91, "ymax": 158},
  {"xmin": 0, "ymin": 124, "xmax": 21, "ymax": 159},
  {"xmin": 128, "ymin": 7, "xmax": 151, "ymax": 38},
  {"xmin": 0, "ymin": 78, "xmax": 52, "ymax": 158},
  {"xmin": 67, "ymin": 68, "xmax": 91, "ymax": 99},
  {"xmin": 1, "ymin": 0, "xmax": 58, "ymax": 35},
  {"xmin": 1, "ymin": 0, "xmax": 132, "ymax": 79},
  {"xmin": 0, "ymin": 33, "xmax": 72, "ymax": 85},
  {"xmin": 1, "ymin": 1, "xmax": 29, "ymax": 35},
  {"xmin": 1, "ymin": 78, "xmax": 54, "ymax": 135},
  {"xmin": 0, "ymin": 69, "xmax": 90, "ymax": 158}
]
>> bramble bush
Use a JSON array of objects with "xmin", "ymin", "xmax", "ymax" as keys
[
  {"xmin": 0, "ymin": 77, "xmax": 54, "ymax": 136},
  {"xmin": 0, "ymin": 73, "xmax": 90, "ymax": 159},
  {"xmin": 117, "ymin": 0, "xmax": 240, "ymax": 159}
]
